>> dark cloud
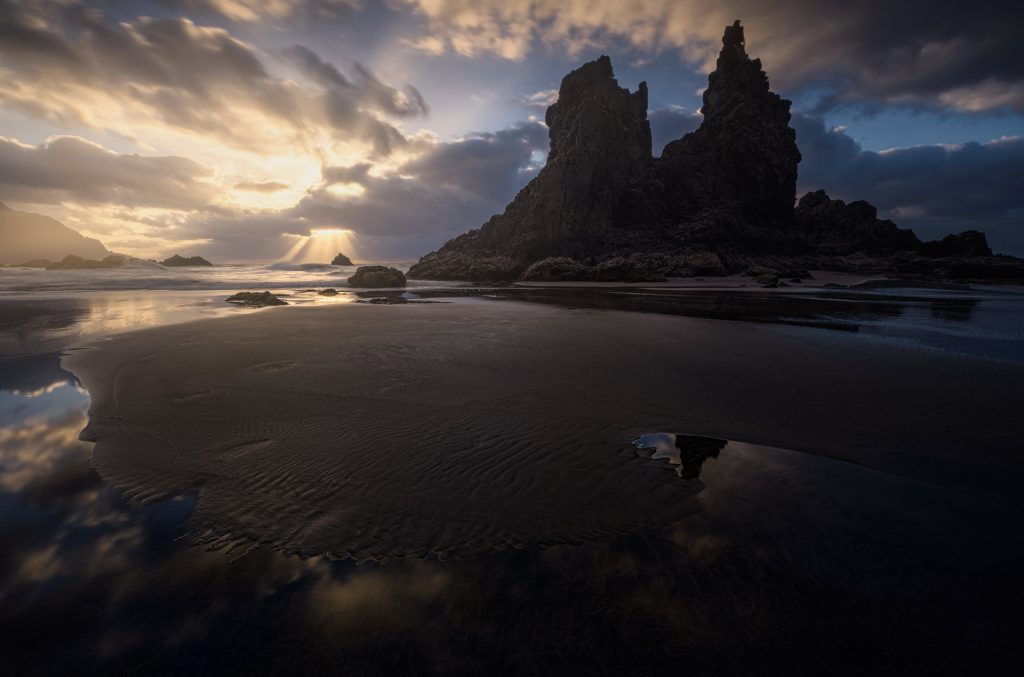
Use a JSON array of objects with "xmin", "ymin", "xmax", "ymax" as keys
[
  {"xmin": 794, "ymin": 112, "xmax": 1024, "ymax": 254},
  {"xmin": 397, "ymin": 0, "xmax": 1024, "ymax": 114},
  {"xmin": 0, "ymin": 135, "xmax": 215, "ymax": 208},
  {"xmin": 285, "ymin": 45, "xmax": 428, "ymax": 118},
  {"xmin": 399, "ymin": 123, "xmax": 548, "ymax": 201},
  {"xmin": 0, "ymin": 2, "xmax": 422, "ymax": 154}
]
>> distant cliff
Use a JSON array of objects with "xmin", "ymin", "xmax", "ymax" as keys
[
  {"xmin": 0, "ymin": 203, "xmax": 109, "ymax": 265},
  {"xmin": 410, "ymin": 21, "xmax": 1024, "ymax": 283}
]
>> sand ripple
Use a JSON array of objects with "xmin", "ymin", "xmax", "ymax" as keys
[{"xmin": 66, "ymin": 304, "xmax": 712, "ymax": 559}]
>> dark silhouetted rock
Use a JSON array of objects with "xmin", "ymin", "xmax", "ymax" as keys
[
  {"xmin": 318, "ymin": 288, "xmax": 339, "ymax": 296},
  {"xmin": 161, "ymin": 254, "xmax": 213, "ymax": 267},
  {"xmin": 406, "ymin": 21, "xmax": 1024, "ymax": 284},
  {"xmin": 520, "ymin": 257, "xmax": 589, "ymax": 281},
  {"xmin": 794, "ymin": 190, "xmax": 921, "ymax": 256},
  {"xmin": 331, "ymin": 253, "xmax": 354, "ymax": 266},
  {"xmin": 920, "ymin": 230, "xmax": 992, "ymax": 258},
  {"xmin": 409, "ymin": 54, "xmax": 651, "ymax": 281},
  {"xmin": 654, "ymin": 19, "xmax": 800, "ymax": 230},
  {"xmin": 225, "ymin": 291, "xmax": 287, "ymax": 307},
  {"xmin": 348, "ymin": 265, "xmax": 407, "ymax": 288},
  {"xmin": 46, "ymin": 254, "xmax": 125, "ymax": 270}
]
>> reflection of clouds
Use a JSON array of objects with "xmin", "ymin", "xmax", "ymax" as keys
[
  {"xmin": 9, "ymin": 381, "xmax": 75, "ymax": 398},
  {"xmin": 0, "ymin": 408, "xmax": 91, "ymax": 494},
  {"xmin": 304, "ymin": 563, "xmax": 451, "ymax": 634}
]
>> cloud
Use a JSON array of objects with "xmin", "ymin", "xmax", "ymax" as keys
[
  {"xmin": 234, "ymin": 181, "xmax": 289, "ymax": 193},
  {"xmin": 164, "ymin": 0, "xmax": 359, "ymax": 23},
  {"xmin": 794, "ymin": 113, "xmax": 1024, "ymax": 254},
  {"xmin": 396, "ymin": 0, "xmax": 1024, "ymax": 113},
  {"xmin": 0, "ymin": 3, "xmax": 423, "ymax": 155},
  {"xmin": 0, "ymin": 135, "xmax": 216, "ymax": 208},
  {"xmin": 178, "ymin": 121, "xmax": 550, "ymax": 260}
]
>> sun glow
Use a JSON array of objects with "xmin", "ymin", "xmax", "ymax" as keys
[{"xmin": 282, "ymin": 228, "xmax": 358, "ymax": 263}]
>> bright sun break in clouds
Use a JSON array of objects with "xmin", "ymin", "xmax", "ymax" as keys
[{"xmin": 283, "ymin": 228, "xmax": 359, "ymax": 263}]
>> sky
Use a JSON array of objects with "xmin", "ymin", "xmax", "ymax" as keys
[{"xmin": 1, "ymin": 0, "xmax": 1023, "ymax": 261}]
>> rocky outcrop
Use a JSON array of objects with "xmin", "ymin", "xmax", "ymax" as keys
[
  {"xmin": 46, "ymin": 254, "xmax": 126, "ymax": 270},
  {"xmin": 409, "ymin": 55, "xmax": 652, "ymax": 281},
  {"xmin": 331, "ymin": 253, "xmax": 354, "ymax": 266},
  {"xmin": 161, "ymin": 255, "xmax": 213, "ymax": 267},
  {"xmin": 654, "ymin": 20, "xmax": 800, "ymax": 230},
  {"xmin": 408, "ymin": 21, "xmax": 1024, "ymax": 284},
  {"xmin": 794, "ymin": 190, "xmax": 921, "ymax": 256},
  {"xmin": 348, "ymin": 265, "xmax": 407, "ymax": 288},
  {"xmin": 920, "ymin": 231, "xmax": 992, "ymax": 258},
  {"xmin": 0, "ymin": 203, "xmax": 109, "ymax": 265},
  {"xmin": 225, "ymin": 291, "xmax": 287, "ymax": 307}
]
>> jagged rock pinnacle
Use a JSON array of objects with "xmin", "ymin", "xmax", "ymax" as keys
[{"xmin": 406, "ymin": 22, "xmax": 1022, "ymax": 284}]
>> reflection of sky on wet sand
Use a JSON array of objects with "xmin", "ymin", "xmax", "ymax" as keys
[
  {"xmin": 1, "ymin": 289, "xmax": 1023, "ymax": 672},
  {"xmin": 2, "ymin": 381, "xmax": 1021, "ymax": 673}
]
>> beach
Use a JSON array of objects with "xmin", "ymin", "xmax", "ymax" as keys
[{"xmin": 3, "ymin": 280, "xmax": 1024, "ymax": 673}]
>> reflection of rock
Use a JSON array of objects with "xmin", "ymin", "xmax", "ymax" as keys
[
  {"xmin": 331, "ymin": 253, "xmax": 353, "ymax": 266},
  {"xmin": 632, "ymin": 433, "xmax": 727, "ymax": 479},
  {"xmin": 357, "ymin": 296, "xmax": 409, "ymax": 304},
  {"xmin": 225, "ymin": 291, "xmax": 288, "ymax": 307},
  {"xmin": 161, "ymin": 254, "xmax": 213, "ymax": 267},
  {"xmin": 348, "ymin": 266, "xmax": 406, "ymax": 288}
]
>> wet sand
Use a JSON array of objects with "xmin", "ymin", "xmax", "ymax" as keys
[{"xmin": 64, "ymin": 297, "xmax": 1024, "ymax": 559}]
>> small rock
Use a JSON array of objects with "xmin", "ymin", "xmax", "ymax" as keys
[
  {"xmin": 225, "ymin": 291, "xmax": 287, "ymax": 307},
  {"xmin": 331, "ymin": 253, "xmax": 354, "ymax": 266},
  {"xmin": 161, "ymin": 254, "xmax": 213, "ymax": 267},
  {"xmin": 318, "ymin": 288, "xmax": 339, "ymax": 296}
]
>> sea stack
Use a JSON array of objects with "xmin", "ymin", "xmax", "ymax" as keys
[
  {"xmin": 408, "ymin": 21, "xmax": 1024, "ymax": 283},
  {"xmin": 408, "ymin": 55, "xmax": 652, "ymax": 281}
]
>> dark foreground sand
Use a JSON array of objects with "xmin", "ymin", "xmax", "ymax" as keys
[{"xmin": 64, "ymin": 298, "xmax": 1024, "ymax": 559}]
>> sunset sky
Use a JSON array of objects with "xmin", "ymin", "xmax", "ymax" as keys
[{"xmin": 2, "ymin": 0, "xmax": 1022, "ymax": 261}]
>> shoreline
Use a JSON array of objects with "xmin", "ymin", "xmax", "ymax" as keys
[{"xmin": 63, "ymin": 298, "xmax": 1024, "ymax": 559}]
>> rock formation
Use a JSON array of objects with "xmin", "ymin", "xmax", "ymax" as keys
[
  {"xmin": 794, "ymin": 190, "xmax": 921, "ymax": 256},
  {"xmin": 409, "ymin": 21, "xmax": 1024, "ymax": 284},
  {"xmin": 655, "ymin": 20, "xmax": 800, "ymax": 230},
  {"xmin": 225, "ymin": 291, "xmax": 287, "ymax": 307},
  {"xmin": 45, "ymin": 254, "xmax": 126, "ymax": 270},
  {"xmin": 348, "ymin": 265, "xmax": 407, "ymax": 288},
  {"xmin": 0, "ymin": 203, "xmax": 109, "ymax": 265},
  {"xmin": 331, "ymin": 253, "xmax": 354, "ymax": 266},
  {"xmin": 409, "ymin": 55, "xmax": 651, "ymax": 280},
  {"xmin": 161, "ymin": 254, "xmax": 213, "ymax": 267}
]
